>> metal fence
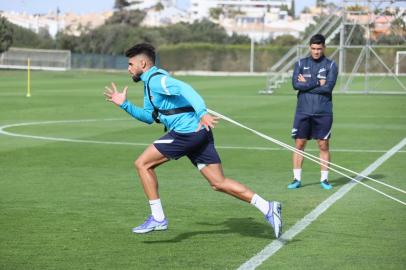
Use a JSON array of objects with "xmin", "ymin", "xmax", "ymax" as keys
[{"xmin": 71, "ymin": 53, "xmax": 128, "ymax": 70}]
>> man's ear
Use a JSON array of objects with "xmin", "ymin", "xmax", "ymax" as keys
[{"xmin": 141, "ymin": 59, "xmax": 147, "ymax": 69}]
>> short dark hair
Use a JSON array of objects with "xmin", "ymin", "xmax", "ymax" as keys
[
  {"xmin": 309, "ymin": 34, "xmax": 325, "ymax": 46},
  {"xmin": 125, "ymin": 43, "xmax": 156, "ymax": 63}
]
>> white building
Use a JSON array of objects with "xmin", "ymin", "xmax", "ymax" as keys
[
  {"xmin": 1, "ymin": 11, "xmax": 112, "ymax": 37},
  {"xmin": 1, "ymin": 11, "xmax": 63, "ymax": 37},
  {"xmin": 127, "ymin": 0, "xmax": 177, "ymax": 10},
  {"xmin": 188, "ymin": 0, "xmax": 292, "ymax": 21},
  {"xmin": 185, "ymin": 0, "xmax": 299, "ymax": 41},
  {"xmin": 141, "ymin": 6, "xmax": 189, "ymax": 26},
  {"xmin": 127, "ymin": 0, "xmax": 189, "ymax": 26}
]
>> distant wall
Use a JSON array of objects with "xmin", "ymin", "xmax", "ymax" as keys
[
  {"xmin": 158, "ymin": 44, "xmax": 290, "ymax": 72},
  {"xmin": 71, "ymin": 53, "xmax": 128, "ymax": 70},
  {"xmin": 70, "ymin": 44, "xmax": 406, "ymax": 73}
]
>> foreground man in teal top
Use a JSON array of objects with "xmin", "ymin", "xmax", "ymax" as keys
[{"xmin": 104, "ymin": 43, "xmax": 282, "ymax": 238}]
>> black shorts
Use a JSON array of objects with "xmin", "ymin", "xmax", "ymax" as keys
[
  {"xmin": 153, "ymin": 129, "xmax": 221, "ymax": 167},
  {"xmin": 292, "ymin": 113, "xmax": 333, "ymax": 140}
]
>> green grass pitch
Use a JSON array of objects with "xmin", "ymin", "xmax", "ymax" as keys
[{"xmin": 0, "ymin": 70, "xmax": 405, "ymax": 269}]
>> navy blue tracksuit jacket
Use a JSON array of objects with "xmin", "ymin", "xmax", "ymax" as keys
[{"xmin": 292, "ymin": 55, "xmax": 338, "ymax": 115}]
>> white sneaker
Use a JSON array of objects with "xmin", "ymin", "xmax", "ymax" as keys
[
  {"xmin": 132, "ymin": 215, "xmax": 168, "ymax": 234},
  {"xmin": 265, "ymin": 201, "xmax": 282, "ymax": 238}
]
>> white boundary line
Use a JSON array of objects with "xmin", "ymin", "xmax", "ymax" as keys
[
  {"xmin": 237, "ymin": 137, "xmax": 406, "ymax": 270},
  {"xmin": 0, "ymin": 119, "xmax": 405, "ymax": 153}
]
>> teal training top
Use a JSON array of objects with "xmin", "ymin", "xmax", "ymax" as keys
[{"xmin": 120, "ymin": 66, "xmax": 208, "ymax": 133}]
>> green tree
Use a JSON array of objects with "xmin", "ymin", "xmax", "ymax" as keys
[
  {"xmin": 375, "ymin": 33, "xmax": 405, "ymax": 45},
  {"xmin": 302, "ymin": 6, "xmax": 311, "ymax": 14},
  {"xmin": 226, "ymin": 32, "xmax": 250, "ymax": 44},
  {"xmin": 374, "ymin": 12, "xmax": 405, "ymax": 45},
  {"xmin": 114, "ymin": 0, "xmax": 130, "ymax": 10},
  {"xmin": 300, "ymin": 16, "xmax": 323, "ymax": 39},
  {"xmin": 227, "ymin": 8, "xmax": 245, "ymax": 18},
  {"xmin": 316, "ymin": 0, "xmax": 326, "ymax": 8},
  {"xmin": 326, "ymin": 2, "xmax": 338, "ymax": 11},
  {"xmin": 155, "ymin": 2, "xmax": 164, "ymax": 12},
  {"xmin": 391, "ymin": 13, "xmax": 406, "ymax": 35},
  {"xmin": 347, "ymin": 5, "xmax": 363, "ymax": 12},
  {"xmin": 55, "ymin": 32, "xmax": 80, "ymax": 51},
  {"xmin": 0, "ymin": 16, "xmax": 13, "ymax": 53},
  {"xmin": 280, "ymin": 4, "xmax": 290, "ymax": 16},
  {"xmin": 188, "ymin": 19, "xmax": 229, "ymax": 43},
  {"xmin": 209, "ymin": 7, "xmax": 223, "ymax": 20},
  {"xmin": 383, "ymin": 8, "xmax": 395, "ymax": 16},
  {"xmin": 271, "ymin": 34, "xmax": 300, "ymax": 46},
  {"xmin": 3, "ymin": 14, "xmax": 256, "ymax": 55},
  {"xmin": 37, "ymin": 27, "xmax": 55, "ymax": 49},
  {"xmin": 331, "ymin": 24, "xmax": 365, "ymax": 45},
  {"xmin": 160, "ymin": 23, "xmax": 192, "ymax": 44},
  {"xmin": 105, "ymin": 9, "xmax": 146, "ymax": 26},
  {"xmin": 5, "ymin": 19, "xmax": 55, "ymax": 49}
]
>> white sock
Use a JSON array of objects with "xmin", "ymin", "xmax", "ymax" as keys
[
  {"xmin": 149, "ymin": 199, "xmax": 165, "ymax": 221},
  {"xmin": 250, "ymin": 194, "xmax": 269, "ymax": 215},
  {"xmin": 293, "ymin": 169, "xmax": 302, "ymax": 181},
  {"xmin": 321, "ymin": 170, "xmax": 329, "ymax": 182}
]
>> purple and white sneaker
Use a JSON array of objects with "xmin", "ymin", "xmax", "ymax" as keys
[
  {"xmin": 132, "ymin": 215, "xmax": 168, "ymax": 234},
  {"xmin": 265, "ymin": 201, "xmax": 282, "ymax": 238}
]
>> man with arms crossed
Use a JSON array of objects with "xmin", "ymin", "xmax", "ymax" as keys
[
  {"xmin": 288, "ymin": 34, "xmax": 338, "ymax": 190},
  {"xmin": 104, "ymin": 43, "xmax": 282, "ymax": 237}
]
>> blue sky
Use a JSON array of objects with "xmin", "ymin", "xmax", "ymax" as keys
[
  {"xmin": 0, "ymin": 0, "xmax": 116, "ymax": 15},
  {"xmin": 1, "ymin": 1, "xmax": 404, "ymax": 16},
  {"xmin": 0, "ymin": 0, "xmax": 318, "ymax": 15}
]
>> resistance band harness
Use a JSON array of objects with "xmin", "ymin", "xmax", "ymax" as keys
[{"xmin": 146, "ymin": 72, "xmax": 195, "ymax": 128}]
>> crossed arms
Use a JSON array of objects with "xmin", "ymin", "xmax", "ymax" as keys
[{"xmin": 292, "ymin": 61, "xmax": 338, "ymax": 94}]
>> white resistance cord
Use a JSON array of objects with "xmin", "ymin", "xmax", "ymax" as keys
[{"xmin": 207, "ymin": 109, "xmax": 406, "ymax": 206}]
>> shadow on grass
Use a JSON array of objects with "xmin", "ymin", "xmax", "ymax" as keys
[
  {"xmin": 142, "ymin": 217, "xmax": 281, "ymax": 244},
  {"xmin": 299, "ymin": 174, "xmax": 385, "ymax": 189}
]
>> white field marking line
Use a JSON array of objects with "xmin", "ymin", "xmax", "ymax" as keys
[
  {"xmin": 284, "ymin": 143, "xmax": 406, "ymax": 204},
  {"xmin": 265, "ymin": 135, "xmax": 406, "ymax": 194},
  {"xmin": 4, "ymin": 118, "xmax": 404, "ymax": 203},
  {"xmin": 208, "ymin": 109, "xmax": 406, "ymax": 196},
  {"xmin": 2, "ymin": 120, "xmax": 406, "ymax": 203},
  {"xmin": 261, "ymin": 131, "xmax": 406, "ymax": 195},
  {"xmin": 217, "ymin": 145, "xmax": 406, "ymax": 153},
  {"xmin": 0, "ymin": 119, "xmax": 150, "ymax": 147},
  {"xmin": 1, "ymin": 119, "xmax": 405, "ymax": 153},
  {"xmin": 237, "ymin": 137, "xmax": 406, "ymax": 270}
]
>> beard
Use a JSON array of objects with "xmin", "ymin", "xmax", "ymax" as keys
[{"xmin": 132, "ymin": 72, "xmax": 143, "ymax": 83}]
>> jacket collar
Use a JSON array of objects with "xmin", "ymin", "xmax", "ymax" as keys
[
  {"xmin": 140, "ymin": 66, "xmax": 159, "ymax": 82},
  {"xmin": 310, "ymin": 55, "xmax": 325, "ymax": 63}
]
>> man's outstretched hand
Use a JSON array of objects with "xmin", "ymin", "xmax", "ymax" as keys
[
  {"xmin": 104, "ymin": 82, "xmax": 128, "ymax": 106},
  {"xmin": 196, "ymin": 113, "xmax": 220, "ymax": 131}
]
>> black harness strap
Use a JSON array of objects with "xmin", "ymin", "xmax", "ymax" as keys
[
  {"xmin": 146, "ymin": 72, "xmax": 195, "ymax": 125},
  {"xmin": 146, "ymin": 72, "xmax": 163, "ymax": 124},
  {"xmin": 159, "ymin": 106, "xmax": 195, "ymax": 115}
]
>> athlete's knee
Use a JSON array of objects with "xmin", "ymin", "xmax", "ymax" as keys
[
  {"xmin": 134, "ymin": 158, "xmax": 147, "ymax": 171},
  {"xmin": 318, "ymin": 141, "xmax": 329, "ymax": 151},
  {"xmin": 295, "ymin": 140, "xmax": 306, "ymax": 150}
]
